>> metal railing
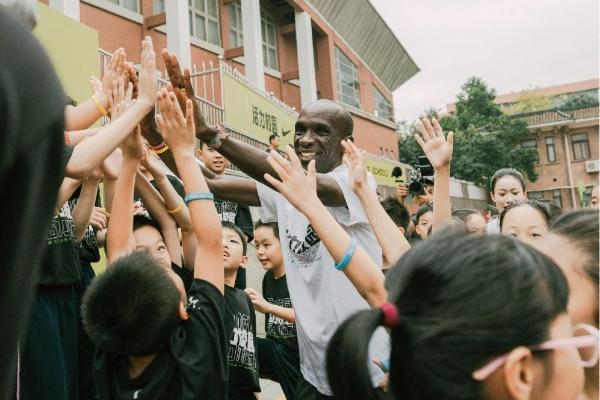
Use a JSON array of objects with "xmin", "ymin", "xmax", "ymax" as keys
[
  {"xmin": 515, "ymin": 106, "xmax": 599, "ymax": 128},
  {"xmin": 99, "ymin": 49, "xmax": 224, "ymax": 126}
]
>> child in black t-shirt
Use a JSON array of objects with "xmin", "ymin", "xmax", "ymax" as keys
[
  {"xmin": 82, "ymin": 83, "xmax": 229, "ymax": 399},
  {"xmin": 221, "ymin": 222, "xmax": 261, "ymax": 400},
  {"xmin": 245, "ymin": 221, "xmax": 300, "ymax": 400}
]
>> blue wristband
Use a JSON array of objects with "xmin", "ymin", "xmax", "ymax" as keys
[
  {"xmin": 335, "ymin": 238, "xmax": 357, "ymax": 271},
  {"xmin": 184, "ymin": 192, "xmax": 214, "ymax": 204},
  {"xmin": 381, "ymin": 358, "xmax": 390, "ymax": 373}
]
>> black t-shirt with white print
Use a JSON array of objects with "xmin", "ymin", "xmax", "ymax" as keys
[
  {"xmin": 262, "ymin": 271, "xmax": 298, "ymax": 352},
  {"xmin": 224, "ymin": 286, "xmax": 260, "ymax": 399},
  {"xmin": 93, "ymin": 279, "xmax": 229, "ymax": 400},
  {"xmin": 215, "ymin": 200, "xmax": 254, "ymax": 242}
]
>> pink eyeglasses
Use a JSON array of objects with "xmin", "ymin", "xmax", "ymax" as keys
[{"xmin": 472, "ymin": 323, "xmax": 599, "ymax": 381}]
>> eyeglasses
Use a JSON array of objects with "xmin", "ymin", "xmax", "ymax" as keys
[{"xmin": 472, "ymin": 323, "xmax": 599, "ymax": 381}]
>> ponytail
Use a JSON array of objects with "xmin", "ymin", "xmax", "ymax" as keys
[{"xmin": 327, "ymin": 309, "xmax": 390, "ymax": 400}]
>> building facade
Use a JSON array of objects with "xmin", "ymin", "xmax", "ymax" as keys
[{"xmin": 43, "ymin": 0, "xmax": 419, "ymax": 190}]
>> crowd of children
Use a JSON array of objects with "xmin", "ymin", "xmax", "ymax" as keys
[{"xmin": 2, "ymin": 7, "xmax": 599, "ymax": 400}]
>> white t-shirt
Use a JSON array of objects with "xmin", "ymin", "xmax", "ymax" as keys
[
  {"xmin": 256, "ymin": 165, "xmax": 388, "ymax": 395},
  {"xmin": 487, "ymin": 217, "xmax": 500, "ymax": 234}
]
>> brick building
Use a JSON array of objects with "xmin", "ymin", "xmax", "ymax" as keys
[{"xmin": 41, "ymin": 0, "xmax": 420, "ymax": 193}]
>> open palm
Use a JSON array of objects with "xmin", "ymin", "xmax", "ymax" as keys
[{"xmin": 416, "ymin": 117, "xmax": 454, "ymax": 170}]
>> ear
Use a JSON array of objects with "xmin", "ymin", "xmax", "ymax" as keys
[
  {"xmin": 490, "ymin": 191, "xmax": 496, "ymax": 203},
  {"xmin": 503, "ymin": 347, "xmax": 535, "ymax": 400},
  {"xmin": 178, "ymin": 301, "xmax": 189, "ymax": 321},
  {"xmin": 240, "ymin": 255, "xmax": 249, "ymax": 268},
  {"xmin": 398, "ymin": 227, "xmax": 406, "ymax": 235}
]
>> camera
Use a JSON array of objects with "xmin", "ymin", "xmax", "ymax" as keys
[{"xmin": 408, "ymin": 156, "xmax": 434, "ymax": 196}]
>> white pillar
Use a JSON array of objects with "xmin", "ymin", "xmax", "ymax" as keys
[
  {"xmin": 166, "ymin": 0, "xmax": 191, "ymax": 69},
  {"xmin": 241, "ymin": 0, "xmax": 265, "ymax": 90},
  {"xmin": 295, "ymin": 11, "xmax": 317, "ymax": 106},
  {"xmin": 49, "ymin": 0, "xmax": 79, "ymax": 21}
]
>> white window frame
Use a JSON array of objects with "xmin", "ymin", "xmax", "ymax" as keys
[
  {"xmin": 373, "ymin": 86, "xmax": 393, "ymax": 121},
  {"xmin": 228, "ymin": 1, "xmax": 243, "ymax": 48},
  {"xmin": 571, "ymin": 133, "xmax": 590, "ymax": 160},
  {"xmin": 261, "ymin": 9, "xmax": 278, "ymax": 71},
  {"xmin": 153, "ymin": 0, "xmax": 165, "ymax": 14},
  {"xmin": 106, "ymin": 0, "xmax": 139, "ymax": 13},
  {"xmin": 188, "ymin": 0, "xmax": 221, "ymax": 46},
  {"xmin": 545, "ymin": 136, "xmax": 556, "ymax": 163},
  {"xmin": 335, "ymin": 47, "xmax": 360, "ymax": 108}
]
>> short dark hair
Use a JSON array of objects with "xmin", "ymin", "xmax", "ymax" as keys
[
  {"xmin": 82, "ymin": 251, "xmax": 181, "ymax": 356},
  {"xmin": 490, "ymin": 168, "xmax": 526, "ymax": 192},
  {"xmin": 499, "ymin": 199, "xmax": 551, "ymax": 230},
  {"xmin": 551, "ymin": 209, "xmax": 599, "ymax": 292},
  {"xmin": 414, "ymin": 204, "xmax": 433, "ymax": 225},
  {"xmin": 537, "ymin": 198, "xmax": 562, "ymax": 221},
  {"xmin": 327, "ymin": 231, "xmax": 568, "ymax": 399},
  {"xmin": 269, "ymin": 133, "xmax": 279, "ymax": 143},
  {"xmin": 222, "ymin": 221, "xmax": 247, "ymax": 255},
  {"xmin": 133, "ymin": 214, "xmax": 161, "ymax": 234},
  {"xmin": 254, "ymin": 220, "xmax": 279, "ymax": 239},
  {"xmin": 380, "ymin": 198, "xmax": 410, "ymax": 231}
]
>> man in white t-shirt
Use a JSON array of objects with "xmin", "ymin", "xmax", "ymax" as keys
[{"xmin": 155, "ymin": 85, "xmax": 388, "ymax": 397}]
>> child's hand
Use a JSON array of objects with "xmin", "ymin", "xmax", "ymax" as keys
[
  {"xmin": 101, "ymin": 48, "xmax": 126, "ymax": 98},
  {"xmin": 101, "ymin": 148, "xmax": 123, "ymax": 181},
  {"xmin": 89, "ymin": 207, "xmax": 108, "ymax": 231},
  {"xmin": 89, "ymin": 76, "xmax": 102, "ymax": 96},
  {"xmin": 415, "ymin": 117, "xmax": 454, "ymax": 171},
  {"xmin": 141, "ymin": 151, "xmax": 167, "ymax": 181},
  {"xmin": 137, "ymin": 37, "xmax": 157, "ymax": 108},
  {"xmin": 109, "ymin": 75, "xmax": 133, "ymax": 122},
  {"xmin": 244, "ymin": 288, "xmax": 271, "ymax": 314},
  {"xmin": 155, "ymin": 89, "xmax": 196, "ymax": 157},
  {"xmin": 264, "ymin": 146, "xmax": 319, "ymax": 213},
  {"xmin": 341, "ymin": 139, "xmax": 368, "ymax": 193},
  {"xmin": 120, "ymin": 126, "xmax": 146, "ymax": 161}
]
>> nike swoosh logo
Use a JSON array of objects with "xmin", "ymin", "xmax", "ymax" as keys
[{"xmin": 282, "ymin": 129, "xmax": 291, "ymax": 136}]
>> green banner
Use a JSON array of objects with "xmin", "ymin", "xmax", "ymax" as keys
[{"xmin": 222, "ymin": 71, "xmax": 297, "ymax": 146}]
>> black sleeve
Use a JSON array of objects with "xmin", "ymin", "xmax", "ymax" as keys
[
  {"xmin": 171, "ymin": 279, "xmax": 228, "ymax": 399},
  {"xmin": 235, "ymin": 204, "xmax": 254, "ymax": 242}
]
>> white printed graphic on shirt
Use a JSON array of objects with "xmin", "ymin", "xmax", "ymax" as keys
[
  {"xmin": 215, "ymin": 200, "xmax": 238, "ymax": 224},
  {"xmin": 286, "ymin": 224, "xmax": 321, "ymax": 266},
  {"xmin": 228, "ymin": 312, "xmax": 256, "ymax": 370},
  {"xmin": 46, "ymin": 203, "xmax": 75, "ymax": 245},
  {"xmin": 266, "ymin": 298, "xmax": 296, "ymax": 339}
]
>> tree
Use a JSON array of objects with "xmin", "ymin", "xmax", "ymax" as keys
[
  {"xmin": 505, "ymin": 90, "xmax": 551, "ymax": 115},
  {"xmin": 399, "ymin": 77, "xmax": 538, "ymax": 188},
  {"xmin": 560, "ymin": 93, "xmax": 599, "ymax": 111}
]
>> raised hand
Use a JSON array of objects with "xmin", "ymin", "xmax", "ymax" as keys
[
  {"xmin": 101, "ymin": 48, "xmax": 126, "ymax": 99},
  {"xmin": 141, "ymin": 151, "xmax": 167, "ymax": 181},
  {"xmin": 341, "ymin": 139, "xmax": 369, "ymax": 193},
  {"xmin": 89, "ymin": 206, "xmax": 109, "ymax": 231},
  {"xmin": 126, "ymin": 62, "xmax": 139, "ymax": 100},
  {"xmin": 154, "ymin": 88, "xmax": 195, "ymax": 157},
  {"xmin": 264, "ymin": 146, "xmax": 319, "ymax": 213},
  {"xmin": 137, "ymin": 37, "xmax": 158, "ymax": 107},
  {"xmin": 161, "ymin": 49, "xmax": 217, "ymax": 143},
  {"xmin": 244, "ymin": 288, "xmax": 271, "ymax": 314},
  {"xmin": 90, "ymin": 76, "xmax": 103, "ymax": 96},
  {"xmin": 415, "ymin": 118, "xmax": 454, "ymax": 171},
  {"xmin": 108, "ymin": 75, "xmax": 133, "ymax": 121},
  {"xmin": 120, "ymin": 126, "xmax": 145, "ymax": 161}
]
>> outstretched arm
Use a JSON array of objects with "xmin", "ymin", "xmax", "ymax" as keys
[
  {"xmin": 72, "ymin": 174, "xmax": 101, "ymax": 241},
  {"xmin": 156, "ymin": 89, "xmax": 224, "ymax": 293},
  {"xmin": 244, "ymin": 288, "xmax": 295, "ymax": 323},
  {"xmin": 342, "ymin": 140, "xmax": 410, "ymax": 266},
  {"xmin": 415, "ymin": 118, "xmax": 453, "ymax": 232},
  {"xmin": 160, "ymin": 50, "xmax": 345, "ymax": 206},
  {"xmin": 264, "ymin": 147, "xmax": 387, "ymax": 308}
]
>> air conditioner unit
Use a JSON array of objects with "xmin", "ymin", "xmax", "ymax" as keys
[{"xmin": 585, "ymin": 160, "xmax": 599, "ymax": 173}]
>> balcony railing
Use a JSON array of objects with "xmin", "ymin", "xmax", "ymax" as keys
[{"xmin": 515, "ymin": 106, "xmax": 599, "ymax": 128}]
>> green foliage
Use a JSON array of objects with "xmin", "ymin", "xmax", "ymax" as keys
[
  {"xmin": 559, "ymin": 93, "xmax": 599, "ymax": 111},
  {"xmin": 399, "ymin": 77, "xmax": 538, "ymax": 187}
]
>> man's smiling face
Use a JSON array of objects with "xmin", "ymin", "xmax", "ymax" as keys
[{"xmin": 294, "ymin": 100, "xmax": 353, "ymax": 173}]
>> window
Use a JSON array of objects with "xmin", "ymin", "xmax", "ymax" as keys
[
  {"xmin": 571, "ymin": 133, "xmax": 590, "ymax": 160},
  {"xmin": 545, "ymin": 137, "xmax": 556, "ymax": 163},
  {"xmin": 106, "ymin": 0, "xmax": 139, "ymax": 12},
  {"xmin": 189, "ymin": 0, "xmax": 220, "ymax": 45},
  {"xmin": 335, "ymin": 47, "xmax": 360, "ymax": 108},
  {"xmin": 261, "ymin": 10, "xmax": 278, "ymax": 70},
  {"xmin": 228, "ymin": 2, "xmax": 243, "ymax": 48},
  {"xmin": 583, "ymin": 186, "xmax": 593, "ymax": 207},
  {"xmin": 373, "ymin": 86, "xmax": 393, "ymax": 121},
  {"xmin": 552, "ymin": 189, "xmax": 562, "ymax": 208},
  {"xmin": 153, "ymin": 0, "xmax": 164, "ymax": 13},
  {"xmin": 521, "ymin": 139, "xmax": 538, "ymax": 163},
  {"xmin": 528, "ymin": 191, "xmax": 543, "ymax": 200}
]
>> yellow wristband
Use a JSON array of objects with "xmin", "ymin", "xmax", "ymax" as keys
[
  {"xmin": 92, "ymin": 94, "xmax": 108, "ymax": 116},
  {"xmin": 167, "ymin": 201, "xmax": 184, "ymax": 214},
  {"xmin": 154, "ymin": 144, "xmax": 170, "ymax": 154}
]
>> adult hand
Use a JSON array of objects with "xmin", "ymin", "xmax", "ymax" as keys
[
  {"xmin": 395, "ymin": 184, "xmax": 408, "ymax": 203},
  {"xmin": 137, "ymin": 37, "xmax": 158, "ymax": 108},
  {"xmin": 141, "ymin": 151, "xmax": 167, "ymax": 181},
  {"xmin": 89, "ymin": 76, "xmax": 102, "ymax": 96},
  {"xmin": 161, "ymin": 49, "xmax": 217, "ymax": 143},
  {"xmin": 244, "ymin": 288, "xmax": 271, "ymax": 314},
  {"xmin": 155, "ymin": 89, "xmax": 196, "ymax": 157},
  {"xmin": 341, "ymin": 139, "xmax": 368, "ymax": 193},
  {"xmin": 264, "ymin": 146, "xmax": 319, "ymax": 213},
  {"xmin": 89, "ymin": 207, "xmax": 109, "ymax": 231},
  {"xmin": 126, "ymin": 62, "xmax": 139, "ymax": 100},
  {"xmin": 415, "ymin": 117, "xmax": 453, "ymax": 171}
]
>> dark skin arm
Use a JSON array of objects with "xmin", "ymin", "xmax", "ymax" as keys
[{"xmin": 159, "ymin": 50, "xmax": 346, "ymax": 207}]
